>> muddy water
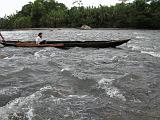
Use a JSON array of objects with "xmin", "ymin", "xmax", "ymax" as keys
[{"xmin": 0, "ymin": 29, "xmax": 160, "ymax": 120}]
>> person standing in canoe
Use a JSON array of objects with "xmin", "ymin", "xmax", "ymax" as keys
[
  {"xmin": 36, "ymin": 33, "xmax": 46, "ymax": 44},
  {"xmin": 0, "ymin": 32, "xmax": 5, "ymax": 43}
]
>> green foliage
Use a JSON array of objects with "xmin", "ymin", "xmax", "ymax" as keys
[
  {"xmin": 31, "ymin": 0, "xmax": 47, "ymax": 27},
  {"xmin": 14, "ymin": 16, "xmax": 32, "ymax": 28},
  {"xmin": 0, "ymin": 0, "xmax": 160, "ymax": 29},
  {"xmin": 19, "ymin": 2, "xmax": 33, "ymax": 16},
  {"xmin": 41, "ymin": 9, "xmax": 67, "ymax": 27}
]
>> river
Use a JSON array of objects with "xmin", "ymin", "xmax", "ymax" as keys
[{"xmin": 0, "ymin": 29, "xmax": 160, "ymax": 120}]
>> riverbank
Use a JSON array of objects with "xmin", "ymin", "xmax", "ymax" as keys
[{"xmin": 1, "ymin": 27, "xmax": 159, "ymax": 31}]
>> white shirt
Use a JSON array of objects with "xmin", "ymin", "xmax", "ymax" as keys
[{"xmin": 35, "ymin": 36, "xmax": 43, "ymax": 44}]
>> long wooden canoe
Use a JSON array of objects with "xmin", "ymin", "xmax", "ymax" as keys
[{"xmin": 1, "ymin": 39, "xmax": 130, "ymax": 48}]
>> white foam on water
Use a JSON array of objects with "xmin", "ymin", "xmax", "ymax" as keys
[
  {"xmin": 68, "ymin": 95, "xmax": 88, "ymax": 99},
  {"xmin": 3, "ymin": 54, "xmax": 17, "ymax": 60},
  {"xmin": 40, "ymin": 86, "xmax": 52, "ymax": 91},
  {"xmin": 141, "ymin": 51, "xmax": 160, "ymax": 58},
  {"xmin": 77, "ymin": 33, "xmax": 82, "ymax": 36},
  {"xmin": 132, "ymin": 98, "xmax": 142, "ymax": 103},
  {"xmin": 98, "ymin": 78, "xmax": 114, "ymax": 85},
  {"xmin": 3, "ymin": 54, "xmax": 31, "ymax": 62},
  {"xmin": 133, "ymin": 32, "xmax": 140, "ymax": 35},
  {"xmin": 0, "ymin": 87, "xmax": 43, "ymax": 120},
  {"xmin": 34, "ymin": 49, "xmax": 47, "ymax": 58},
  {"xmin": 133, "ymin": 32, "xmax": 146, "ymax": 35},
  {"xmin": 111, "ymin": 56, "xmax": 119, "ymax": 62},
  {"xmin": 61, "ymin": 66, "xmax": 71, "ymax": 72},
  {"xmin": 127, "ymin": 44, "xmax": 141, "ymax": 51},
  {"xmin": 3, "ymin": 56, "xmax": 9, "ymax": 59},
  {"xmin": 98, "ymin": 78, "xmax": 126, "ymax": 101},
  {"xmin": 50, "ymin": 53, "xmax": 56, "ymax": 57},
  {"xmin": 135, "ymin": 36, "xmax": 145, "ymax": 39},
  {"xmin": 111, "ymin": 56, "xmax": 117, "ymax": 60},
  {"xmin": 26, "ymin": 107, "xmax": 34, "ymax": 120},
  {"xmin": 0, "ymin": 85, "xmax": 93, "ymax": 120},
  {"xmin": 34, "ymin": 52, "xmax": 41, "ymax": 57},
  {"xmin": 0, "ymin": 87, "xmax": 19, "ymax": 96}
]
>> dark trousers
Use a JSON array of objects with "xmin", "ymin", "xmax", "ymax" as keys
[{"xmin": 40, "ymin": 40, "xmax": 46, "ymax": 44}]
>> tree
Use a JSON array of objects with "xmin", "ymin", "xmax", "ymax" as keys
[
  {"xmin": 41, "ymin": 9, "xmax": 67, "ymax": 27},
  {"xmin": 119, "ymin": 0, "xmax": 128, "ymax": 3},
  {"xmin": 0, "ymin": 0, "xmax": 160, "ymax": 29},
  {"xmin": 19, "ymin": 2, "xmax": 33, "ymax": 16},
  {"xmin": 14, "ymin": 16, "xmax": 32, "ymax": 28},
  {"xmin": 31, "ymin": 0, "xmax": 46, "ymax": 27}
]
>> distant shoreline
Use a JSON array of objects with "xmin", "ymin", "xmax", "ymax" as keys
[{"xmin": 0, "ymin": 28, "xmax": 160, "ymax": 31}]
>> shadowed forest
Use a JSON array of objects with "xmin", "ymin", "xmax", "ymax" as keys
[{"xmin": 0, "ymin": 0, "xmax": 160, "ymax": 29}]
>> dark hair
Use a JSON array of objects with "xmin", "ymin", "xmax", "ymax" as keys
[{"xmin": 38, "ymin": 33, "xmax": 42, "ymax": 36}]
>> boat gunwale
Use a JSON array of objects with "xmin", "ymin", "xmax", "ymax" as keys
[{"xmin": 2, "ymin": 39, "xmax": 131, "ymax": 48}]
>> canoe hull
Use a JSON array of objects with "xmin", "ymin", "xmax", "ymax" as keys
[{"xmin": 2, "ymin": 39, "xmax": 130, "ymax": 48}]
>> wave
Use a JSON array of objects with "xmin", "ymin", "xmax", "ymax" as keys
[
  {"xmin": 61, "ymin": 66, "xmax": 71, "ymax": 72},
  {"xmin": 135, "ymin": 36, "xmax": 145, "ymax": 39},
  {"xmin": 26, "ymin": 107, "xmax": 34, "ymax": 120},
  {"xmin": 141, "ymin": 51, "xmax": 160, "ymax": 58},
  {"xmin": 0, "ymin": 54, "xmax": 8, "ymax": 59},
  {"xmin": 0, "ymin": 86, "xmax": 50, "ymax": 120},
  {"xmin": 98, "ymin": 78, "xmax": 126, "ymax": 101},
  {"xmin": 4, "ymin": 67, "xmax": 33, "ymax": 78},
  {"xmin": 133, "ymin": 32, "xmax": 146, "ymax": 35},
  {"xmin": 3, "ymin": 54, "xmax": 32, "ymax": 62},
  {"xmin": 0, "ymin": 85, "xmax": 93, "ymax": 120},
  {"xmin": 4, "ymin": 54, "xmax": 20, "ymax": 60},
  {"xmin": 128, "ymin": 45, "xmax": 158, "ymax": 58},
  {"xmin": 0, "ymin": 87, "xmax": 19, "ymax": 96},
  {"xmin": 34, "ymin": 49, "xmax": 47, "ymax": 58},
  {"xmin": 128, "ymin": 45, "xmax": 141, "ymax": 51}
]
